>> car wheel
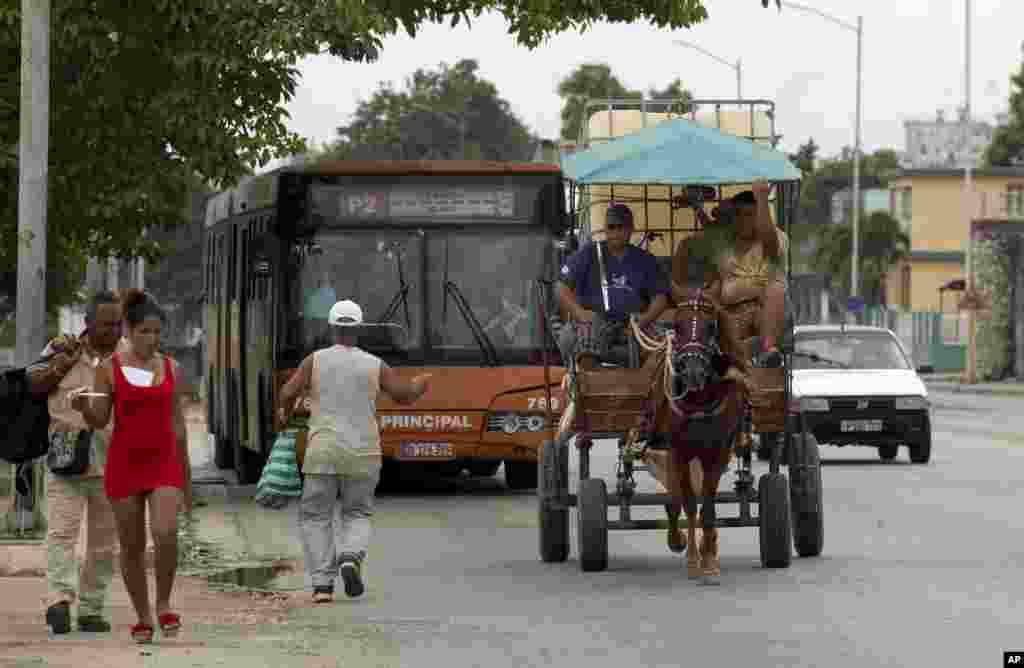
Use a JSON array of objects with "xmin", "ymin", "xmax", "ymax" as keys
[
  {"xmin": 878, "ymin": 445, "xmax": 898, "ymax": 461},
  {"xmin": 909, "ymin": 431, "xmax": 932, "ymax": 464}
]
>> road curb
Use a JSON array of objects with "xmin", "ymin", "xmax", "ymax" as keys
[{"xmin": 925, "ymin": 381, "xmax": 1024, "ymax": 397}]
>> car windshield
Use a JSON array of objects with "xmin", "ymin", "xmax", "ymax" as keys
[
  {"xmin": 281, "ymin": 227, "xmax": 557, "ymax": 364},
  {"xmin": 793, "ymin": 332, "xmax": 911, "ymax": 370}
]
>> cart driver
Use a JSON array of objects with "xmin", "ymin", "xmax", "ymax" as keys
[
  {"xmin": 671, "ymin": 180, "xmax": 788, "ymax": 367},
  {"xmin": 556, "ymin": 202, "xmax": 671, "ymax": 370}
]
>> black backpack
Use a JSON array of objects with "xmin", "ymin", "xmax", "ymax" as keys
[{"xmin": 0, "ymin": 366, "xmax": 51, "ymax": 465}]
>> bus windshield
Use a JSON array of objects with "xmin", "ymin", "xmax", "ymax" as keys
[{"xmin": 283, "ymin": 227, "xmax": 557, "ymax": 364}]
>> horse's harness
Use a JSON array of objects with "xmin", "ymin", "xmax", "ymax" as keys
[{"xmin": 631, "ymin": 289, "xmax": 727, "ymax": 419}]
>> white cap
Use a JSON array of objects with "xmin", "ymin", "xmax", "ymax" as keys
[{"xmin": 327, "ymin": 300, "xmax": 364, "ymax": 327}]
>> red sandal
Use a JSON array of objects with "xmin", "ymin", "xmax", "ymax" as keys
[
  {"xmin": 158, "ymin": 612, "xmax": 181, "ymax": 637},
  {"xmin": 131, "ymin": 623, "xmax": 154, "ymax": 644}
]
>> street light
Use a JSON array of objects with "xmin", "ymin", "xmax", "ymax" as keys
[
  {"xmin": 672, "ymin": 39, "xmax": 742, "ymax": 99},
  {"xmin": 780, "ymin": 1, "xmax": 863, "ymax": 301}
]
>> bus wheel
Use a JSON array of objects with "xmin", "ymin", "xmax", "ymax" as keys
[
  {"xmin": 215, "ymin": 437, "xmax": 234, "ymax": 471},
  {"xmin": 504, "ymin": 460, "xmax": 538, "ymax": 490},
  {"xmin": 468, "ymin": 461, "xmax": 501, "ymax": 477}
]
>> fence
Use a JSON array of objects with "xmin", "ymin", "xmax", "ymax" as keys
[{"xmin": 863, "ymin": 306, "xmax": 966, "ymax": 373}]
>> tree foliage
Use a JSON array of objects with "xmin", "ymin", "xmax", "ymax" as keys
[
  {"xmin": 787, "ymin": 138, "xmax": 818, "ymax": 177},
  {"xmin": 557, "ymin": 64, "xmax": 695, "ymax": 141},
  {"xmin": 2, "ymin": 0, "xmax": 743, "ymax": 308},
  {"xmin": 985, "ymin": 59, "xmax": 1024, "ymax": 167},
  {"xmin": 812, "ymin": 211, "xmax": 909, "ymax": 305},
  {"xmin": 325, "ymin": 59, "xmax": 533, "ymax": 161}
]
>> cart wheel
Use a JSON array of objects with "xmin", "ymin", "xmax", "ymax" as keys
[
  {"xmin": 538, "ymin": 440, "xmax": 570, "ymax": 563},
  {"xmin": 758, "ymin": 472, "xmax": 792, "ymax": 569},
  {"xmin": 577, "ymin": 478, "xmax": 608, "ymax": 572},
  {"xmin": 756, "ymin": 433, "xmax": 775, "ymax": 461},
  {"xmin": 787, "ymin": 431, "xmax": 824, "ymax": 558}
]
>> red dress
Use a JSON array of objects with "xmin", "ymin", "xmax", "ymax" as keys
[{"xmin": 104, "ymin": 353, "xmax": 185, "ymax": 500}]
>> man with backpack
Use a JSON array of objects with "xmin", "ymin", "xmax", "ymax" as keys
[{"xmin": 27, "ymin": 292, "xmax": 125, "ymax": 634}]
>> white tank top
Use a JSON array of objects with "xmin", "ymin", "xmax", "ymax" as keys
[{"xmin": 303, "ymin": 345, "xmax": 383, "ymax": 476}]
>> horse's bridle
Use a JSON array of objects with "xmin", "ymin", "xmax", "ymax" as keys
[{"xmin": 673, "ymin": 290, "xmax": 722, "ymax": 388}]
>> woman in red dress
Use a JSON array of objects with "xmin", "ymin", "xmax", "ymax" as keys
[{"xmin": 73, "ymin": 289, "xmax": 192, "ymax": 644}]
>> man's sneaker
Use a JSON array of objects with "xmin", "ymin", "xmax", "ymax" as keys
[
  {"xmin": 46, "ymin": 602, "xmax": 71, "ymax": 634},
  {"xmin": 312, "ymin": 585, "xmax": 334, "ymax": 603},
  {"xmin": 77, "ymin": 615, "xmax": 111, "ymax": 632},
  {"xmin": 339, "ymin": 561, "xmax": 365, "ymax": 598}
]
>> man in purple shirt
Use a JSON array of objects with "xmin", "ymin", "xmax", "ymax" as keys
[{"xmin": 556, "ymin": 202, "xmax": 671, "ymax": 369}]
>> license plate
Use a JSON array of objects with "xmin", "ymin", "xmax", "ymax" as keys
[
  {"xmin": 840, "ymin": 419, "xmax": 883, "ymax": 433},
  {"xmin": 398, "ymin": 442, "xmax": 455, "ymax": 460}
]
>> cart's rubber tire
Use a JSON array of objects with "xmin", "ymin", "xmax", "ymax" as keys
[
  {"xmin": 878, "ymin": 445, "xmax": 898, "ymax": 461},
  {"xmin": 577, "ymin": 478, "xmax": 608, "ymax": 572},
  {"xmin": 909, "ymin": 426, "xmax": 932, "ymax": 464},
  {"xmin": 538, "ymin": 440, "xmax": 570, "ymax": 563},
  {"xmin": 756, "ymin": 433, "xmax": 776, "ymax": 461},
  {"xmin": 759, "ymin": 472, "xmax": 793, "ymax": 569},
  {"xmin": 505, "ymin": 460, "xmax": 538, "ymax": 490},
  {"xmin": 787, "ymin": 432, "xmax": 824, "ymax": 558}
]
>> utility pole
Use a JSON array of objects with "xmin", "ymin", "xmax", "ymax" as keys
[
  {"xmin": 13, "ymin": 0, "xmax": 50, "ymax": 535},
  {"xmin": 779, "ymin": 3, "xmax": 863, "ymax": 313},
  {"xmin": 963, "ymin": 0, "xmax": 978, "ymax": 384},
  {"xmin": 16, "ymin": 0, "xmax": 50, "ymax": 368},
  {"xmin": 851, "ymin": 15, "xmax": 863, "ymax": 303}
]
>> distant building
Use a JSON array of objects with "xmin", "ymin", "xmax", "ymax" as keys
[
  {"xmin": 901, "ymin": 108, "xmax": 994, "ymax": 170},
  {"xmin": 886, "ymin": 166, "xmax": 1024, "ymax": 312}
]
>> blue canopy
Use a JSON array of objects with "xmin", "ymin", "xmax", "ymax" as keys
[{"xmin": 561, "ymin": 118, "xmax": 802, "ymax": 185}]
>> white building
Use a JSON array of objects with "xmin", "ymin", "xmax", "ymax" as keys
[{"xmin": 901, "ymin": 108, "xmax": 993, "ymax": 169}]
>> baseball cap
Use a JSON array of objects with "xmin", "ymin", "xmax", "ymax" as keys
[
  {"xmin": 328, "ymin": 300, "xmax": 364, "ymax": 327},
  {"xmin": 606, "ymin": 202, "xmax": 634, "ymax": 227}
]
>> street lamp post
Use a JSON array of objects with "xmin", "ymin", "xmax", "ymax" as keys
[
  {"xmin": 672, "ymin": 39, "xmax": 742, "ymax": 99},
  {"xmin": 780, "ymin": 2, "xmax": 863, "ymax": 302},
  {"xmin": 963, "ymin": 0, "xmax": 978, "ymax": 384}
]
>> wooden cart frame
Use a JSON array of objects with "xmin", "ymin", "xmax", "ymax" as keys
[{"xmin": 535, "ymin": 98, "xmax": 824, "ymax": 572}]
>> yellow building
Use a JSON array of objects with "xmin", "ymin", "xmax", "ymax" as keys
[{"xmin": 887, "ymin": 167, "xmax": 1024, "ymax": 312}]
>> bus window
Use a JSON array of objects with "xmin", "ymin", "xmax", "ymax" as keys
[{"xmin": 284, "ymin": 229, "xmax": 424, "ymax": 357}]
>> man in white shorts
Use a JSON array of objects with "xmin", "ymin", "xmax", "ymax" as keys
[{"xmin": 277, "ymin": 299, "xmax": 430, "ymax": 602}]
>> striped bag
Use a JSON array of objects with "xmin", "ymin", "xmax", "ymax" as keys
[{"xmin": 254, "ymin": 430, "xmax": 303, "ymax": 509}]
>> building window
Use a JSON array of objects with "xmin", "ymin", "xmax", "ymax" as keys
[{"xmin": 1008, "ymin": 184, "xmax": 1024, "ymax": 217}]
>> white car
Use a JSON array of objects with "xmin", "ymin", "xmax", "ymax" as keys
[{"xmin": 782, "ymin": 324, "xmax": 932, "ymax": 464}]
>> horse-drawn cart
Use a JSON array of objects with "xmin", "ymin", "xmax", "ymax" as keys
[{"xmin": 536, "ymin": 99, "xmax": 824, "ymax": 578}]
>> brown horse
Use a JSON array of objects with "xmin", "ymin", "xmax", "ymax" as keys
[{"xmin": 633, "ymin": 283, "xmax": 751, "ymax": 584}]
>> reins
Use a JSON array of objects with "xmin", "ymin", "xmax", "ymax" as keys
[{"xmin": 630, "ymin": 293, "xmax": 720, "ymax": 417}]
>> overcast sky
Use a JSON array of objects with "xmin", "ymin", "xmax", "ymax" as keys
[{"xmin": 277, "ymin": 0, "xmax": 1023, "ymax": 162}]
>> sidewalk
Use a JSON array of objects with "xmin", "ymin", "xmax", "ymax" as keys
[
  {"xmin": 0, "ymin": 406, "xmax": 345, "ymax": 668},
  {"xmin": 921, "ymin": 373, "xmax": 1024, "ymax": 397}
]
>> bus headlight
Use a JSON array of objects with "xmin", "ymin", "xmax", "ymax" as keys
[
  {"xmin": 894, "ymin": 396, "xmax": 929, "ymax": 410},
  {"xmin": 486, "ymin": 413, "xmax": 552, "ymax": 433},
  {"xmin": 501, "ymin": 414, "xmax": 521, "ymax": 434}
]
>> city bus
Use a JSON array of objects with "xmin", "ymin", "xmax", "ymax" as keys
[{"xmin": 202, "ymin": 161, "xmax": 569, "ymax": 486}]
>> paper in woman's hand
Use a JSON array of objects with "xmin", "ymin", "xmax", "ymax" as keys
[{"xmin": 122, "ymin": 367, "xmax": 155, "ymax": 387}]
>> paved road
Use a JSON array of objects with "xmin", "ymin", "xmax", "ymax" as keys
[{"xmin": 195, "ymin": 388, "xmax": 1023, "ymax": 668}]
